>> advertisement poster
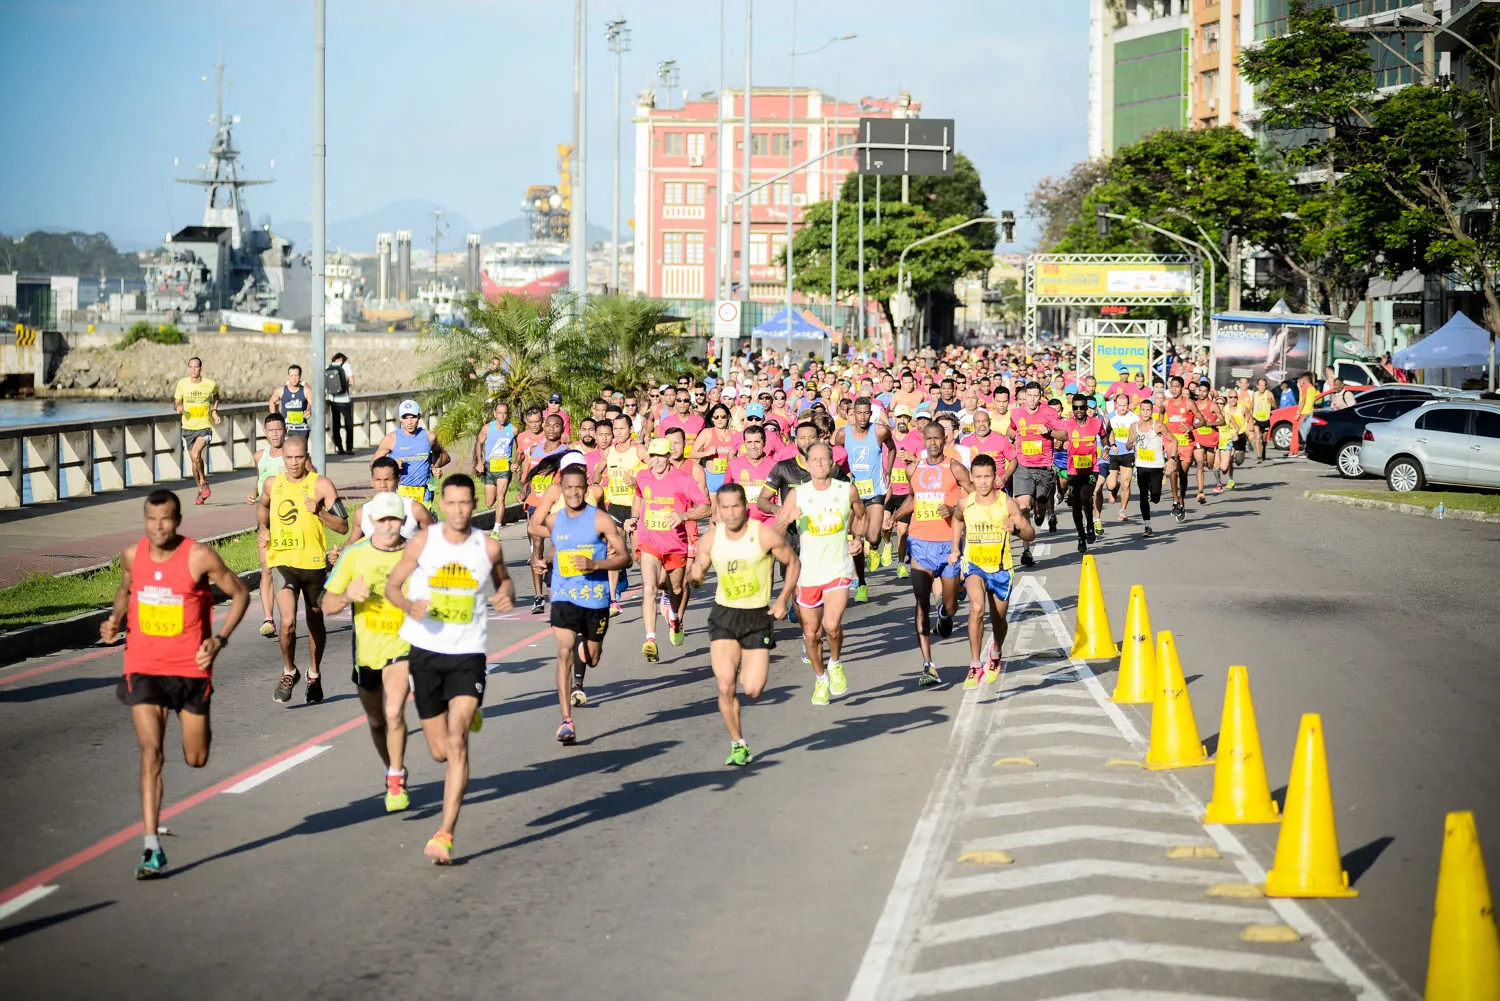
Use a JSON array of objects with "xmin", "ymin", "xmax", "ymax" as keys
[
  {"xmin": 1211, "ymin": 318, "xmax": 1313, "ymax": 386},
  {"xmin": 1035, "ymin": 262, "xmax": 1194, "ymax": 299},
  {"xmin": 1092, "ymin": 335, "xmax": 1152, "ymax": 384}
]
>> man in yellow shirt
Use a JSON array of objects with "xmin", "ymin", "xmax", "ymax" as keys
[{"xmin": 173, "ymin": 357, "xmax": 220, "ymax": 504}]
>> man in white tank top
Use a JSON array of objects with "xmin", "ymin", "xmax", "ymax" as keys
[
  {"xmin": 341, "ymin": 456, "xmax": 435, "ymax": 549},
  {"xmin": 385, "ymin": 474, "xmax": 514, "ymax": 865},
  {"xmin": 246, "ymin": 412, "xmax": 288, "ymax": 638}
]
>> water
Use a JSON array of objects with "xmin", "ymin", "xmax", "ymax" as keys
[{"xmin": 0, "ymin": 399, "xmax": 174, "ymax": 429}]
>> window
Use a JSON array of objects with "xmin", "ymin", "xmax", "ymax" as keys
[
  {"xmin": 750, "ymin": 232, "xmax": 769, "ymax": 265},
  {"xmin": 1475, "ymin": 410, "xmax": 1500, "ymax": 439},
  {"xmin": 663, "ymin": 132, "xmax": 684, "ymax": 156},
  {"xmin": 687, "ymin": 133, "xmax": 706, "ymax": 159},
  {"xmin": 686, "ymin": 232, "xmax": 705, "ymax": 265},
  {"xmin": 750, "ymin": 185, "xmax": 768, "ymax": 206},
  {"xmin": 1203, "ymin": 23, "xmax": 1220, "ymax": 53},
  {"xmin": 663, "ymin": 232, "xmax": 684, "ymax": 265},
  {"xmin": 772, "ymin": 181, "xmax": 791, "ymax": 205},
  {"xmin": 686, "ymin": 182, "xmax": 706, "ymax": 205},
  {"xmin": 771, "ymin": 133, "xmax": 790, "ymax": 156},
  {"xmin": 750, "ymin": 133, "xmax": 770, "ymax": 155},
  {"xmin": 770, "ymin": 232, "xmax": 788, "ymax": 264},
  {"xmin": 663, "ymin": 182, "xmax": 684, "ymax": 205},
  {"xmin": 838, "ymin": 129, "xmax": 857, "ymax": 147},
  {"xmin": 1201, "ymin": 69, "xmax": 1219, "ymax": 101},
  {"xmin": 1416, "ymin": 409, "xmax": 1470, "ymax": 435},
  {"xmin": 1336, "ymin": 362, "xmax": 1368, "ymax": 383}
]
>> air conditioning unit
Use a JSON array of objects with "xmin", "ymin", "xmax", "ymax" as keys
[
  {"xmin": 792, "ymin": 193, "xmax": 806, "ymax": 206},
  {"xmin": 688, "ymin": 154, "xmax": 704, "ymax": 167},
  {"xmin": 1207, "ymin": 96, "xmax": 1217, "ymax": 110}
]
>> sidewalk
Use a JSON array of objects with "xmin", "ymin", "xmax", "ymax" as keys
[{"xmin": 0, "ymin": 448, "xmax": 471, "ymax": 589}]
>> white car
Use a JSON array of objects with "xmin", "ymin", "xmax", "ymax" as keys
[{"xmin": 1357, "ymin": 399, "xmax": 1500, "ymax": 491}]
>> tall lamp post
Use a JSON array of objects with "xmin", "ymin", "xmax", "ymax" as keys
[
  {"xmin": 605, "ymin": 19, "xmax": 629, "ymax": 296},
  {"xmin": 310, "ymin": 0, "xmax": 327, "ymax": 470},
  {"xmin": 571, "ymin": 0, "xmax": 588, "ymax": 318}
]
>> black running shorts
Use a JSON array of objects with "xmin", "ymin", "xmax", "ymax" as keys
[
  {"xmin": 707, "ymin": 603, "xmax": 776, "ymax": 650},
  {"xmin": 408, "ymin": 648, "xmax": 487, "ymax": 720},
  {"xmin": 117, "ymin": 673, "xmax": 212, "ymax": 715},
  {"xmin": 550, "ymin": 600, "xmax": 610, "ymax": 641}
]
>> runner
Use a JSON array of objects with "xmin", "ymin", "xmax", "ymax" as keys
[
  {"xmin": 531, "ymin": 463, "xmax": 630, "ymax": 742},
  {"xmin": 1008, "ymin": 382, "xmax": 1065, "ymax": 566},
  {"xmin": 1105, "ymin": 392, "xmax": 1138, "ymax": 522},
  {"xmin": 475, "ymin": 400, "xmax": 517, "ymax": 515},
  {"xmin": 373, "ymin": 398, "xmax": 451, "ymax": 508},
  {"xmin": 1059, "ymin": 394, "xmax": 1107, "ymax": 554},
  {"xmin": 833, "ymin": 396, "xmax": 894, "ymax": 601},
  {"xmin": 887, "ymin": 405, "xmax": 923, "ymax": 578},
  {"xmin": 769, "ymin": 443, "xmax": 864, "ymax": 705},
  {"xmin": 258, "ymin": 434, "xmax": 349, "ymax": 705},
  {"xmin": 1188, "ymin": 382, "xmax": 1222, "ymax": 505},
  {"xmin": 245, "ymin": 412, "xmax": 287, "ymax": 637},
  {"xmin": 383, "ymin": 474, "xmax": 515, "ymax": 863},
  {"xmin": 518, "ymin": 413, "xmax": 570, "ymax": 614},
  {"xmin": 600, "ymin": 413, "xmax": 647, "ymax": 613},
  {"xmin": 1131, "ymin": 399, "xmax": 1168, "ymax": 537},
  {"xmin": 321, "ymin": 492, "xmax": 416, "ymax": 812},
  {"xmin": 691, "ymin": 403, "xmax": 737, "ymax": 497},
  {"xmin": 100, "ymin": 489, "xmax": 248, "ymax": 878},
  {"xmin": 174, "ymin": 357, "xmax": 220, "ymax": 504},
  {"xmin": 343, "ymin": 456, "xmax": 434, "ymax": 547},
  {"xmin": 887, "ymin": 421, "xmax": 972, "ymax": 686},
  {"xmin": 1161, "ymin": 376, "xmax": 1199, "ymax": 522},
  {"xmin": 1251, "ymin": 376, "xmax": 1276, "ymax": 461},
  {"xmin": 950, "ymin": 454, "xmax": 1034, "ymax": 688},
  {"xmin": 725, "ymin": 421, "xmax": 778, "ymax": 525},
  {"xmin": 269, "ymin": 364, "xmax": 311, "ymax": 439},
  {"xmin": 628, "ymin": 439, "xmax": 710, "ymax": 662}
]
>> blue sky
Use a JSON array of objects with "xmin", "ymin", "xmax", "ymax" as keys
[{"xmin": 0, "ymin": 0, "xmax": 1088, "ymax": 250}]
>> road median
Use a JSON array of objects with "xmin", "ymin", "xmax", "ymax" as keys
[{"xmin": 1304, "ymin": 489, "xmax": 1500, "ymax": 523}]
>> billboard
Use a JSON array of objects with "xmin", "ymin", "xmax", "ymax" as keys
[
  {"xmin": 1035, "ymin": 262, "xmax": 1193, "ymax": 299},
  {"xmin": 1093, "ymin": 335, "xmax": 1152, "ymax": 384},
  {"xmin": 1211, "ymin": 317, "xmax": 1313, "ymax": 387}
]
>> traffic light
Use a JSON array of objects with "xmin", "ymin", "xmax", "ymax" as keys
[
  {"xmin": 1096, "ymin": 205, "xmax": 1111, "ymax": 237},
  {"xmin": 1000, "ymin": 210, "xmax": 1016, "ymax": 244}
]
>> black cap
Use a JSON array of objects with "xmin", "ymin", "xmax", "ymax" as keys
[{"xmin": 549, "ymin": 392, "xmax": 563, "ymax": 404}]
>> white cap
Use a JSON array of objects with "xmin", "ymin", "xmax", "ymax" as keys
[
  {"xmin": 398, "ymin": 399, "xmax": 421, "ymax": 417},
  {"xmin": 560, "ymin": 452, "xmax": 587, "ymax": 470},
  {"xmin": 365, "ymin": 491, "xmax": 406, "ymax": 522},
  {"xmin": 722, "ymin": 385, "xmax": 738, "ymax": 399}
]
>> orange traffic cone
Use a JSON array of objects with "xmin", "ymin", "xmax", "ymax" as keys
[
  {"xmin": 1265, "ymin": 714, "xmax": 1358, "ymax": 898},
  {"xmin": 1203, "ymin": 666, "xmax": 1280, "ymax": 824},
  {"xmin": 1070, "ymin": 555, "xmax": 1119, "ymax": 661},
  {"xmin": 1425, "ymin": 811, "xmax": 1500, "ymax": 999},
  {"xmin": 1111, "ymin": 585, "xmax": 1155, "ymax": 704},
  {"xmin": 1145, "ymin": 632, "xmax": 1212, "ymax": 770}
]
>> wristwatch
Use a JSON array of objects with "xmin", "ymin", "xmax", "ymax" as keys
[{"xmin": 215, "ymin": 633, "xmax": 230, "ymax": 647}]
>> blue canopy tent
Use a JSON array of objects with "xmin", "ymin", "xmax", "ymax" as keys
[
  {"xmin": 753, "ymin": 308, "xmax": 831, "ymax": 362},
  {"xmin": 1393, "ymin": 311, "xmax": 1494, "ymax": 373}
]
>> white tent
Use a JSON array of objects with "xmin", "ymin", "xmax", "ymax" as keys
[{"xmin": 1393, "ymin": 311, "xmax": 1494, "ymax": 369}]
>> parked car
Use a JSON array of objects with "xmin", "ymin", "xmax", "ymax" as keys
[
  {"xmin": 1357, "ymin": 400, "xmax": 1500, "ymax": 491},
  {"xmin": 1269, "ymin": 385, "xmax": 1462, "ymax": 451},
  {"xmin": 1304, "ymin": 397, "xmax": 1432, "ymax": 477}
]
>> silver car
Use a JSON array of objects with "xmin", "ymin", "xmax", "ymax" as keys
[{"xmin": 1357, "ymin": 399, "xmax": 1500, "ymax": 491}]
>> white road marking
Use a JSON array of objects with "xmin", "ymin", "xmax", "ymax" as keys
[
  {"xmin": 973, "ymin": 795, "xmax": 1184, "ymax": 818},
  {"xmin": 223, "ymin": 745, "xmax": 330, "ymax": 794},
  {"xmin": 0, "ymin": 884, "xmax": 58, "ymax": 923},
  {"xmin": 964, "ymin": 825, "xmax": 1221, "ymax": 852},
  {"xmin": 894, "ymin": 942, "xmax": 1337, "ymax": 999},
  {"xmin": 998, "ymin": 722, "xmax": 1125, "ymax": 738},
  {"xmin": 1024, "ymin": 993, "xmax": 1260, "ymax": 1001},
  {"xmin": 1004, "ymin": 703, "xmax": 1121, "ymax": 716},
  {"xmin": 917, "ymin": 895, "xmax": 1280, "ymax": 947},
  {"xmin": 981, "ymin": 769, "xmax": 1149, "ymax": 788},
  {"xmin": 998, "ymin": 686, "xmax": 1098, "ymax": 700},
  {"xmin": 980, "ymin": 743, "xmax": 1125, "ymax": 759},
  {"xmin": 938, "ymin": 859, "xmax": 1226, "ymax": 897}
]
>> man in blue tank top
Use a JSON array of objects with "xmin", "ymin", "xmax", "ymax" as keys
[
  {"xmin": 832, "ymin": 397, "xmax": 895, "ymax": 603},
  {"xmin": 374, "ymin": 399, "xmax": 451, "ymax": 505},
  {"xmin": 529, "ymin": 461, "xmax": 629, "ymax": 745},
  {"xmin": 268, "ymin": 364, "xmax": 311, "ymax": 438},
  {"xmin": 472, "ymin": 400, "xmax": 516, "ymax": 513}
]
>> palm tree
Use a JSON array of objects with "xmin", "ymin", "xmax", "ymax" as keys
[{"xmin": 573, "ymin": 295, "xmax": 693, "ymax": 396}]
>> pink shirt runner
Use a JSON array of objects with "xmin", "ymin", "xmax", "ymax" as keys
[{"xmin": 634, "ymin": 466, "xmax": 707, "ymax": 555}]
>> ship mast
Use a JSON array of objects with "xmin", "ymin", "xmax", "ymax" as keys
[{"xmin": 175, "ymin": 54, "xmax": 272, "ymax": 252}]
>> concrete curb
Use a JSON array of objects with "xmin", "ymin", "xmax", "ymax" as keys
[
  {"xmin": 1304, "ymin": 490, "xmax": 1500, "ymax": 523},
  {"xmin": 0, "ymin": 502, "xmax": 528, "ymax": 668}
]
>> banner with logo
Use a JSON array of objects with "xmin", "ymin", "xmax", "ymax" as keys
[{"xmin": 1092, "ymin": 335, "xmax": 1151, "ymax": 384}]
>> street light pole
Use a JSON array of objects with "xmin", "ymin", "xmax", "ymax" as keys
[
  {"xmin": 606, "ymin": 19, "xmax": 629, "ymax": 297},
  {"xmin": 571, "ymin": 0, "xmax": 589, "ymax": 317},
  {"xmin": 310, "ymin": 0, "xmax": 326, "ymax": 471},
  {"xmin": 785, "ymin": 1, "xmax": 795, "ymax": 346},
  {"xmin": 740, "ymin": 0, "xmax": 752, "ymax": 305}
]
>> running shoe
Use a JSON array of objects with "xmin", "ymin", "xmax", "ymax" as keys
[
  {"xmin": 880, "ymin": 541, "xmax": 893, "ymax": 567},
  {"xmin": 810, "ymin": 677, "xmax": 831, "ymax": 706},
  {"xmin": 854, "ymin": 583, "xmax": 869, "ymax": 603},
  {"xmin": 1143, "ymin": 524, "xmax": 1155, "ymax": 537},
  {"xmin": 801, "ymin": 650, "xmax": 812, "ymax": 665},
  {"xmin": 669, "ymin": 620, "xmax": 685, "ymax": 646},
  {"xmin": 609, "ymin": 601, "xmax": 622, "ymax": 617},
  {"xmin": 531, "ymin": 595, "xmax": 546, "ymax": 615},
  {"xmin": 936, "ymin": 609, "xmax": 954, "ymax": 638},
  {"xmin": 194, "ymin": 487, "xmax": 208, "ymax": 506},
  {"xmin": 1048, "ymin": 514, "xmax": 1058, "ymax": 534},
  {"xmin": 726, "ymin": 742, "xmax": 753, "ymax": 767},
  {"xmin": 425, "ymin": 831, "xmax": 453, "ymax": 865},
  {"xmin": 1118, "ymin": 510, "xmax": 1128, "ymax": 522},
  {"xmin": 1174, "ymin": 505, "xmax": 1186, "ymax": 524},
  {"xmin": 470, "ymin": 707, "xmax": 484, "ymax": 732},
  {"xmin": 983, "ymin": 659, "xmax": 1002, "ymax": 685},
  {"xmin": 1197, "ymin": 492, "xmax": 1207, "ymax": 505},
  {"xmin": 827, "ymin": 661, "xmax": 848, "ymax": 697},
  {"xmin": 1226, "ymin": 478, "xmax": 1236, "ymax": 490},
  {"xmin": 642, "ymin": 638, "xmax": 659, "ymax": 663},
  {"xmin": 1093, "ymin": 518, "xmax": 1103, "ymax": 533},
  {"xmin": 305, "ymin": 675, "xmax": 324, "ymax": 705},
  {"xmin": 1032, "ymin": 508, "xmax": 1045, "ymax": 526},
  {"xmin": 964, "ymin": 664, "xmax": 983, "ymax": 689},
  {"xmin": 1095, "ymin": 522, "xmax": 1106, "ymax": 538},
  {"xmin": 259, "ymin": 618, "xmax": 275, "ymax": 638},
  {"xmin": 135, "ymin": 847, "xmax": 168, "ymax": 879},
  {"xmin": 1213, "ymin": 484, "xmax": 1224, "ymax": 494},
  {"xmin": 570, "ymin": 685, "xmax": 587, "ymax": 707},
  {"xmin": 385, "ymin": 773, "xmax": 410, "ymax": 813},
  {"xmin": 1086, "ymin": 525, "xmax": 1096, "ymax": 544},
  {"xmin": 556, "ymin": 717, "xmax": 577, "ymax": 744},
  {"xmin": 917, "ymin": 663, "xmax": 941, "ymax": 687},
  {"xmin": 273, "ymin": 668, "xmax": 300, "ymax": 704},
  {"xmin": 896, "ymin": 562, "xmax": 910, "ymax": 579},
  {"xmin": 1077, "ymin": 538, "xmax": 1088, "ymax": 553},
  {"xmin": 1019, "ymin": 550, "xmax": 1036, "ymax": 568}
]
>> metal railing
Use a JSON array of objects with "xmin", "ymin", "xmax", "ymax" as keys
[{"xmin": 0, "ymin": 390, "xmax": 438, "ymax": 509}]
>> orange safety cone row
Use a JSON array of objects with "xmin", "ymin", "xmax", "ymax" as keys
[
  {"xmin": 1144, "ymin": 632, "xmax": 1212, "ymax": 770},
  {"xmin": 1111, "ymin": 585, "xmax": 1155, "ymax": 704},
  {"xmin": 1203, "ymin": 666, "xmax": 1280, "ymax": 825},
  {"xmin": 1265, "ymin": 714, "xmax": 1357, "ymax": 898},
  {"xmin": 1070, "ymin": 555, "xmax": 1119, "ymax": 661},
  {"xmin": 1425, "ymin": 811, "xmax": 1500, "ymax": 1000}
]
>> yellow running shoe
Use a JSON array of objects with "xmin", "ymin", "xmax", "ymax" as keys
[
  {"xmin": 827, "ymin": 660, "xmax": 848, "ymax": 697},
  {"xmin": 384, "ymin": 773, "xmax": 409, "ymax": 813},
  {"xmin": 425, "ymin": 831, "xmax": 453, "ymax": 865},
  {"xmin": 810, "ymin": 677, "xmax": 830, "ymax": 706},
  {"xmin": 642, "ymin": 638, "xmax": 659, "ymax": 663},
  {"xmin": 880, "ymin": 541, "xmax": 893, "ymax": 568}
]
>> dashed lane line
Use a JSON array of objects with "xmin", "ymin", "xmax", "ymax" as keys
[{"xmin": 223, "ymin": 745, "xmax": 331, "ymax": 794}]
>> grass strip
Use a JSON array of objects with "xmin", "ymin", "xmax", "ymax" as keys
[{"xmin": 1314, "ymin": 489, "xmax": 1500, "ymax": 515}]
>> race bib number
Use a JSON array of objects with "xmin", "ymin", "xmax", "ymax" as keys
[
  {"xmin": 1138, "ymin": 446, "xmax": 1157, "ymax": 462},
  {"xmin": 397, "ymin": 484, "xmax": 427, "ymax": 503},
  {"xmin": 271, "ymin": 527, "xmax": 301, "ymax": 551},
  {"xmin": 428, "ymin": 590, "xmax": 474, "ymax": 624},
  {"xmin": 607, "ymin": 481, "xmax": 633, "ymax": 502},
  {"xmin": 532, "ymin": 474, "xmax": 555, "ymax": 495},
  {"xmin": 807, "ymin": 510, "xmax": 845, "ymax": 536},
  {"xmin": 286, "ymin": 410, "xmax": 305, "ymax": 425},
  {"xmin": 1020, "ymin": 439, "xmax": 1043, "ymax": 456},
  {"xmin": 891, "ymin": 467, "xmax": 908, "ymax": 485},
  {"xmin": 137, "ymin": 595, "xmax": 184, "ymax": 637},
  {"xmin": 557, "ymin": 547, "xmax": 593, "ymax": 577},
  {"xmin": 914, "ymin": 498, "xmax": 943, "ymax": 522},
  {"xmin": 855, "ymin": 478, "xmax": 875, "ymax": 498},
  {"xmin": 709, "ymin": 458, "xmax": 728, "ymax": 474},
  {"xmin": 187, "ymin": 404, "xmax": 209, "ymax": 422},
  {"xmin": 720, "ymin": 566, "xmax": 760, "ymax": 601},
  {"xmin": 1113, "ymin": 426, "xmax": 1129, "ymax": 441},
  {"xmin": 744, "ymin": 483, "xmax": 762, "ymax": 502},
  {"xmin": 488, "ymin": 457, "xmax": 510, "ymax": 474},
  {"xmin": 1071, "ymin": 453, "xmax": 1094, "ymax": 471},
  {"xmin": 644, "ymin": 508, "xmax": 674, "ymax": 532},
  {"xmin": 358, "ymin": 601, "xmax": 403, "ymax": 635},
  {"xmin": 967, "ymin": 542, "xmax": 1003, "ymax": 571},
  {"xmin": 683, "ymin": 444, "xmax": 694, "ymax": 458}
]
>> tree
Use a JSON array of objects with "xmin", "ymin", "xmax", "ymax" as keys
[
  {"xmin": 0, "ymin": 231, "xmax": 143, "ymax": 277},
  {"xmin": 835, "ymin": 152, "xmax": 998, "ymax": 251},
  {"xmin": 1026, "ymin": 157, "xmax": 1113, "ymax": 252}
]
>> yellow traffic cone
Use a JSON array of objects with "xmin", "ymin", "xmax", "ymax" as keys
[
  {"xmin": 1425, "ymin": 811, "xmax": 1500, "ymax": 1000},
  {"xmin": 1069, "ymin": 555, "xmax": 1119, "ymax": 660},
  {"xmin": 1145, "ymin": 632, "xmax": 1212, "ymax": 770},
  {"xmin": 1264, "ymin": 714, "xmax": 1358, "ymax": 898},
  {"xmin": 1203, "ymin": 666, "xmax": 1280, "ymax": 824},
  {"xmin": 1111, "ymin": 585, "xmax": 1155, "ymax": 704}
]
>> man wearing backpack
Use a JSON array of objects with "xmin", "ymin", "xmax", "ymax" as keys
[{"xmin": 327, "ymin": 352, "xmax": 354, "ymax": 454}]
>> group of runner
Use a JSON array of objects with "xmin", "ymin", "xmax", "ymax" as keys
[{"xmin": 117, "ymin": 339, "xmax": 1276, "ymax": 874}]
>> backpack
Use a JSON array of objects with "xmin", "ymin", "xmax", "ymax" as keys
[{"xmin": 324, "ymin": 363, "xmax": 349, "ymax": 397}]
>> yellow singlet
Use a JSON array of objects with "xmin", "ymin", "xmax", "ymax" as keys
[
  {"xmin": 604, "ymin": 444, "xmax": 644, "ymax": 506},
  {"xmin": 175, "ymin": 377, "xmax": 217, "ymax": 431},
  {"xmin": 266, "ymin": 473, "xmax": 328, "ymax": 569},
  {"xmin": 711, "ymin": 521, "xmax": 774, "ymax": 609},
  {"xmin": 961, "ymin": 492, "xmax": 1013, "ymax": 573}
]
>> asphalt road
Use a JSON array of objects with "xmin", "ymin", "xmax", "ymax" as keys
[{"xmin": 1, "ymin": 455, "xmax": 1494, "ymax": 1000}]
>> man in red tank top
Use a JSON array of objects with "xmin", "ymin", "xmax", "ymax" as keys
[{"xmin": 100, "ymin": 489, "xmax": 249, "ymax": 880}]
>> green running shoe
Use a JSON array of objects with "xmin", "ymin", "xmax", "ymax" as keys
[
  {"xmin": 384, "ymin": 773, "xmax": 409, "ymax": 813},
  {"xmin": 669, "ymin": 619, "xmax": 685, "ymax": 646},
  {"xmin": 917, "ymin": 663, "xmax": 941, "ymax": 687},
  {"xmin": 854, "ymin": 584, "xmax": 869, "ymax": 603},
  {"xmin": 963, "ymin": 664, "xmax": 982, "ymax": 689},
  {"xmin": 810, "ymin": 678, "xmax": 830, "ymax": 706},
  {"xmin": 642, "ymin": 638, "xmax": 659, "ymax": 663},
  {"xmin": 726, "ymin": 742, "xmax": 753, "ymax": 767},
  {"xmin": 896, "ymin": 562, "xmax": 910, "ymax": 579},
  {"xmin": 135, "ymin": 847, "xmax": 168, "ymax": 880},
  {"xmin": 827, "ymin": 660, "xmax": 848, "ymax": 697},
  {"xmin": 880, "ymin": 541, "xmax": 893, "ymax": 567}
]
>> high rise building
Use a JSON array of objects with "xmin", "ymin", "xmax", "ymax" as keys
[
  {"xmin": 1189, "ymin": 0, "xmax": 1246, "ymax": 130},
  {"xmin": 1089, "ymin": 0, "xmax": 1192, "ymax": 158}
]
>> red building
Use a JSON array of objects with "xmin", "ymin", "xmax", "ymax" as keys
[{"xmin": 631, "ymin": 87, "xmax": 918, "ymax": 303}]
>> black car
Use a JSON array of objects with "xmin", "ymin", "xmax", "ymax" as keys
[{"xmin": 1304, "ymin": 396, "xmax": 1431, "ymax": 477}]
